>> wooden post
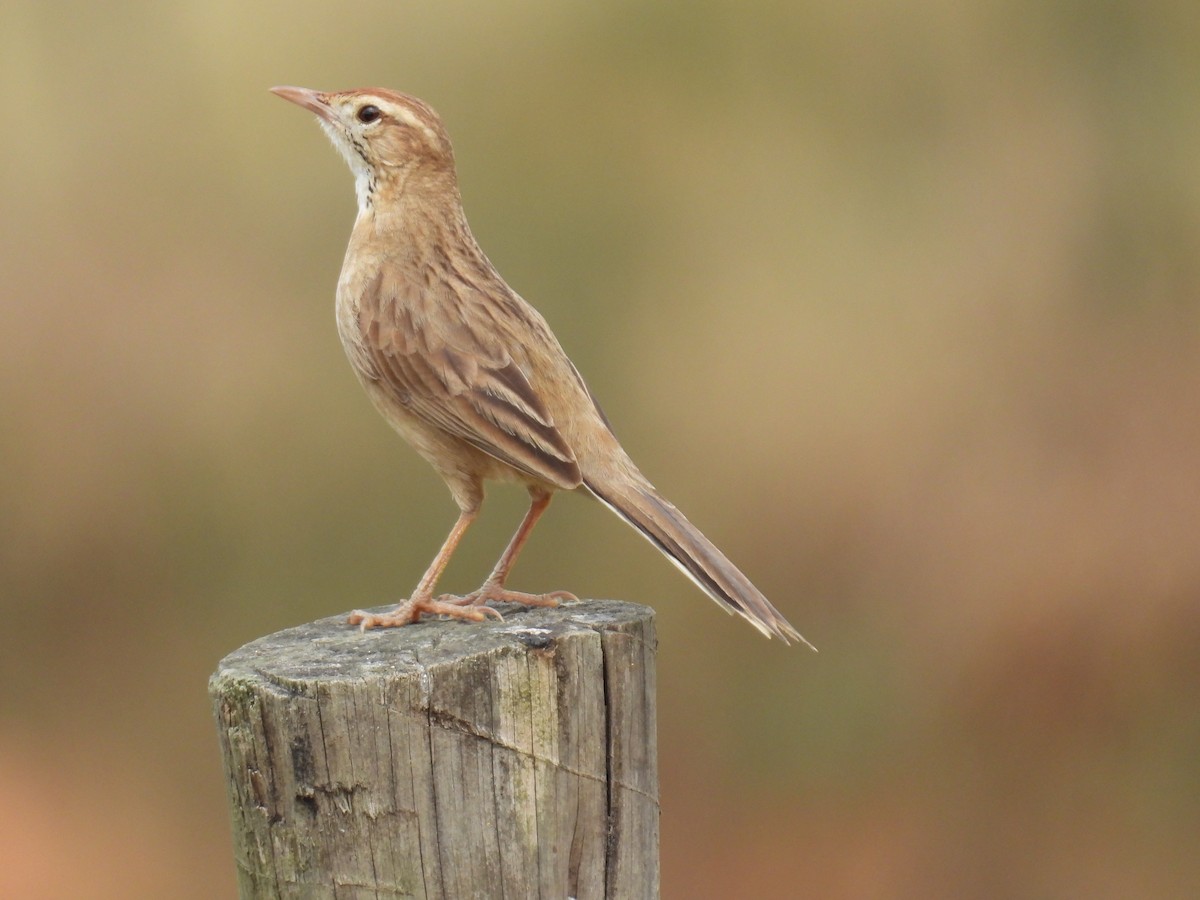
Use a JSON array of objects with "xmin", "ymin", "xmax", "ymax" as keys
[{"xmin": 210, "ymin": 601, "xmax": 658, "ymax": 899}]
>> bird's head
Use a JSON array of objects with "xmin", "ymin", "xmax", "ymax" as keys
[{"xmin": 271, "ymin": 86, "xmax": 456, "ymax": 212}]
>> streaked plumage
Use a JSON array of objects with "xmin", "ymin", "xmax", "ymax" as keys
[{"xmin": 271, "ymin": 85, "xmax": 811, "ymax": 647}]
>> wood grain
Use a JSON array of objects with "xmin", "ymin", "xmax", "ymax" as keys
[{"xmin": 210, "ymin": 601, "xmax": 658, "ymax": 899}]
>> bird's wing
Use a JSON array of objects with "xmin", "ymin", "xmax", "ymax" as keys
[{"xmin": 354, "ymin": 277, "xmax": 582, "ymax": 490}]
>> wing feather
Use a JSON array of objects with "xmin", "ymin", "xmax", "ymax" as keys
[{"xmin": 354, "ymin": 273, "xmax": 581, "ymax": 489}]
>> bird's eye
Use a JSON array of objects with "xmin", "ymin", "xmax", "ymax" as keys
[{"xmin": 356, "ymin": 105, "xmax": 382, "ymax": 124}]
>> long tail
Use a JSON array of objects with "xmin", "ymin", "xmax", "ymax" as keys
[{"xmin": 585, "ymin": 472, "xmax": 815, "ymax": 649}]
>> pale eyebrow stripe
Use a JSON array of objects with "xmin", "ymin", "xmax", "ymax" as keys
[{"xmin": 392, "ymin": 105, "xmax": 439, "ymax": 145}]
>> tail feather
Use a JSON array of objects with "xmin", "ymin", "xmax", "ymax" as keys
[{"xmin": 585, "ymin": 474, "xmax": 815, "ymax": 649}]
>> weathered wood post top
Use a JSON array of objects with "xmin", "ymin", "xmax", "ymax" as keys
[{"xmin": 210, "ymin": 600, "xmax": 658, "ymax": 899}]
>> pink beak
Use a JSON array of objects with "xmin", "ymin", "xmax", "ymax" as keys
[{"xmin": 270, "ymin": 86, "xmax": 335, "ymax": 123}]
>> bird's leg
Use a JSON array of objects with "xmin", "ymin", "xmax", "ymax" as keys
[
  {"xmin": 349, "ymin": 507, "xmax": 502, "ymax": 629},
  {"xmin": 441, "ymin": 489, "xmax": 577, "ymax": 613}
]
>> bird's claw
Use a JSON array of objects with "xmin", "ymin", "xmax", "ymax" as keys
[
  {"xmin": 348, "ymin": 596, "xmax": 499, "ymax": 630},
  {"xmin": 437, "ymin": 586, "xmax": 575, "ymax": 611}
]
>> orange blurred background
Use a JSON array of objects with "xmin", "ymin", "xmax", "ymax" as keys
[{"xmin": 3, "ymin": 2, "xmax": 1199, "ymax": 897}]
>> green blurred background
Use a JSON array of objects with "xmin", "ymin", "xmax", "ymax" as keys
[{"xmin": 3, "ymin": 1, "xmax": 1199, "ymax": 897}]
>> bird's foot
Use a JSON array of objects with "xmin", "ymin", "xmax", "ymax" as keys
[
  {"xmin": 438, "ymin": 585, "xmax": 577, "ymax": 617},
  {"xmin": 348, "ymin": 596, "xmax": 502, "ymax": 630}
]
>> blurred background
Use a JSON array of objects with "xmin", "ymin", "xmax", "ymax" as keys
[{"xmin": 3, "ymin": 1, "xmax": 1199, "ymax": 897}]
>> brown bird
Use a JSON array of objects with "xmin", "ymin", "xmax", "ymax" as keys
[{"xmin": 271, "ymin": 85, "xmax": 811, "ymax": 647}]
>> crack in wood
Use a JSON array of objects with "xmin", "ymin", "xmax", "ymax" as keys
[
  {"xmin": 211, "ymin": 602, "xmax": 658, "ymax": 896},
  {"xmin": 424, "ymin": 706, "xmax": 659, "ymax": 806}
]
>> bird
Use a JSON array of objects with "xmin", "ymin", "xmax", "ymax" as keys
[{"xmin": 270, "ymin": 85, "xmax": 812, "ymax": 648}]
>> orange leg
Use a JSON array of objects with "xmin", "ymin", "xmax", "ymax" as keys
[
  {"xmin": 441, "ymin": 489, "xmax": 576, "ymax": 612},
  {"xmin": 348, "ymin": 508, "xmax": 502, "ymax": 629}
]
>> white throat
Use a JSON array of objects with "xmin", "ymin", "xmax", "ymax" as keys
[{"xmin": 319, "ymin": 120, "xmax": 374, "ymax": 215}]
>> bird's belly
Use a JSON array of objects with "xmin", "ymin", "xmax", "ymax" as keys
[{"xmin": 357, "ymin": 376, "xmax": 547, "ymax": 489}]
